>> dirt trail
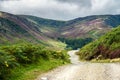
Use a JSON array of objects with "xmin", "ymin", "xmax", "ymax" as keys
[{"xmin": 36, "ymin": 50, "xmax": 120, "ymax": 80}]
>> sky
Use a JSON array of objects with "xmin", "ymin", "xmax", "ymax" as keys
[{"xmin": 0, "ymin": 0, "xmax": 120, "ymax": 20}]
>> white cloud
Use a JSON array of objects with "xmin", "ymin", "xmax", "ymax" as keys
[
  {"xmin": 91, "ymin": 0, "xmax": 108, "ymax": 10},
  {"xmin": 0, "ymin": 0, "xmax": 120, "ymax": 20}
]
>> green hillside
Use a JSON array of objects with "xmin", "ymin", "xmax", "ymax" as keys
[
  {"xmin": 77, "ymin": 26, "xmax": 120, "ymax": 60},
  {"xmin": 0, "ymin": 11, "xmax": 67, "ymax": 49},
  {"xmin": 0, "ymin": 42, "xmax": 70, "ymax": 80},
  {"xmin": 22, "ymin": 15, "xmax": 66, "ymax": 28},
  {"xmin": 2, "ymin": 11, "xmax": 120, "ymax": 50}
]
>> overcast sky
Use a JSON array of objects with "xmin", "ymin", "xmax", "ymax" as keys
[{"xmin": 0, "ymin": 0, "xmax": 120, "ymax": 20}]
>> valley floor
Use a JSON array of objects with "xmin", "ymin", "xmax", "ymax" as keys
[{"xmin": 36, "ymin": 50, "xmax": 120, "ymax": 80}]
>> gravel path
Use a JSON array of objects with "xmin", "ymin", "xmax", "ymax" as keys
[{"xmin": 36, "ymin": 50, "xmax": 120, "ymax": 80}]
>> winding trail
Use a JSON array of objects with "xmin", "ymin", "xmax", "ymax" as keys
[{"xmin": 36, "ymin": 50, "xmax": 120, "ymax": 80}]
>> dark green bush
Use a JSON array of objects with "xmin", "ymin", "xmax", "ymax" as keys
[
  {"xmin": 0, "ymin": 43, "xmax": 70, "ymax": 79},
  {"xmin": 0, "ymin": 50, "xmax": 18, "ymax": 79},
  {"xmin": 58, "ymin": 37, "xmax": 93, "ymax": 50}
]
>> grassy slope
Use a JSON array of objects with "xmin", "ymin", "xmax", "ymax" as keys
[
  {"xmin": 0, "ymin": 12, "xmax": 67, "ymax": 50},
  {"xmin": 77, "ymin": 26, "xmax": 120, "ymax": 61},
  {"xmin": 0, "ymin": 43, "xmax": 70, "ymax": 80},
  {"xmin": 46, "ymin": 39, "xmax": 67, "ymax": 50}
]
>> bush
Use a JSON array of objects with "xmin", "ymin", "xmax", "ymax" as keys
[
  {"xmin": 58, "ymin": 37, "xmax": 93, "ymax": 50},
  {"xmin": 0, "ymin": 43, "xmax": 70, "ymax": 79},
  {"xmin": 0, "ymin": 50, "xmax": 18, "ymax": 79},
  {"xmin": 78, "ymin": 26, "xmax": 120, "ymax": 60}
]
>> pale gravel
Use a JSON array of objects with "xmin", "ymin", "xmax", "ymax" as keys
[{"xmin": 36, "ymin": 50, "xmax": 120, "ymax": 80}]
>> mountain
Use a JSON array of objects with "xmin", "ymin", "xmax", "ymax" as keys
[
  {"xmin": 1, "ymin": 11, "xmax": 120, "ymax": 49},
  {"xmin": 0, "ymin": 11, "xmax": 66, "ymax": 48},
  {"xmin": 61, "ymin": 15, "xmax": 120, "ymax": 39},
  {"xmin": 22, "ymin": 15, "xmax": 65, "ymax": 28},
  {"xmin": 77, "ymin": 26, "xmax": 120, "ymax": 60},
  {"xmin": 21, "ymin": 15, "xmax": 66, "ymax": 38}
]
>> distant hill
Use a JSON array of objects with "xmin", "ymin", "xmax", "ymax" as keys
[
  {"xmin": 77, "ymin": 26, "xmax": 120, "ymax": 60},
  {"xmin": 21, "ymin": 15, "xmax": 66, "ymax": 39},
  {"xmin": 1, "ymin": 11, "xmax": 120, "ymax": 49},
  {"xmin": 0, "ymin": 11, "xmax": 66, "ymax": 46},
  {"xmin": 61, "ymin": 15, "xmax": 120, "ymax": 39},
  {"xmin": 21, "ymin": 15, "xmax": 65, "ymax": 28}
]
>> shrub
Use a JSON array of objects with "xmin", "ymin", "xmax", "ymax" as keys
[
  {"xmin": 0, "ymin": 43, "xmax": 70, "ymax": 79},
  {"xmin": 78, "ymin": 26, "xmax": 120, "ymax": 60},
  {"xmin": 0, "ymin": 50, "xmax": 18, "ymax": 79}
]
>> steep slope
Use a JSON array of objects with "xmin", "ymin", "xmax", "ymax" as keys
[
  {"xmin": 77, "ymin": 26, "xmax": 120, "ymax": 60},
  {"xmin": 22, "ymin": 15, "xmax": 65, "ymax": 28},
  {"xmin": 61, "ymin": 15, "xmax": 120, "ymax": 39},
  {"xmin": 0, "ymin": 11, "xmax": 66, "ymax": 47},
  {"xmin": 0, "ymin": 11, "xmax": 45, "ymax": 43},
  {"xmin": 21, "ymin": 15, "xmax": 66, "ymax": 38}
]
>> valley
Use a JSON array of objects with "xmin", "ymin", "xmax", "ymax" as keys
[
  {"xmin": 1, "ymin": 11, "xmax": 120, "ymax": 50},
  {"xmin": 0, "ymin": 11, "xmax": 120, "ymax": 80}
]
